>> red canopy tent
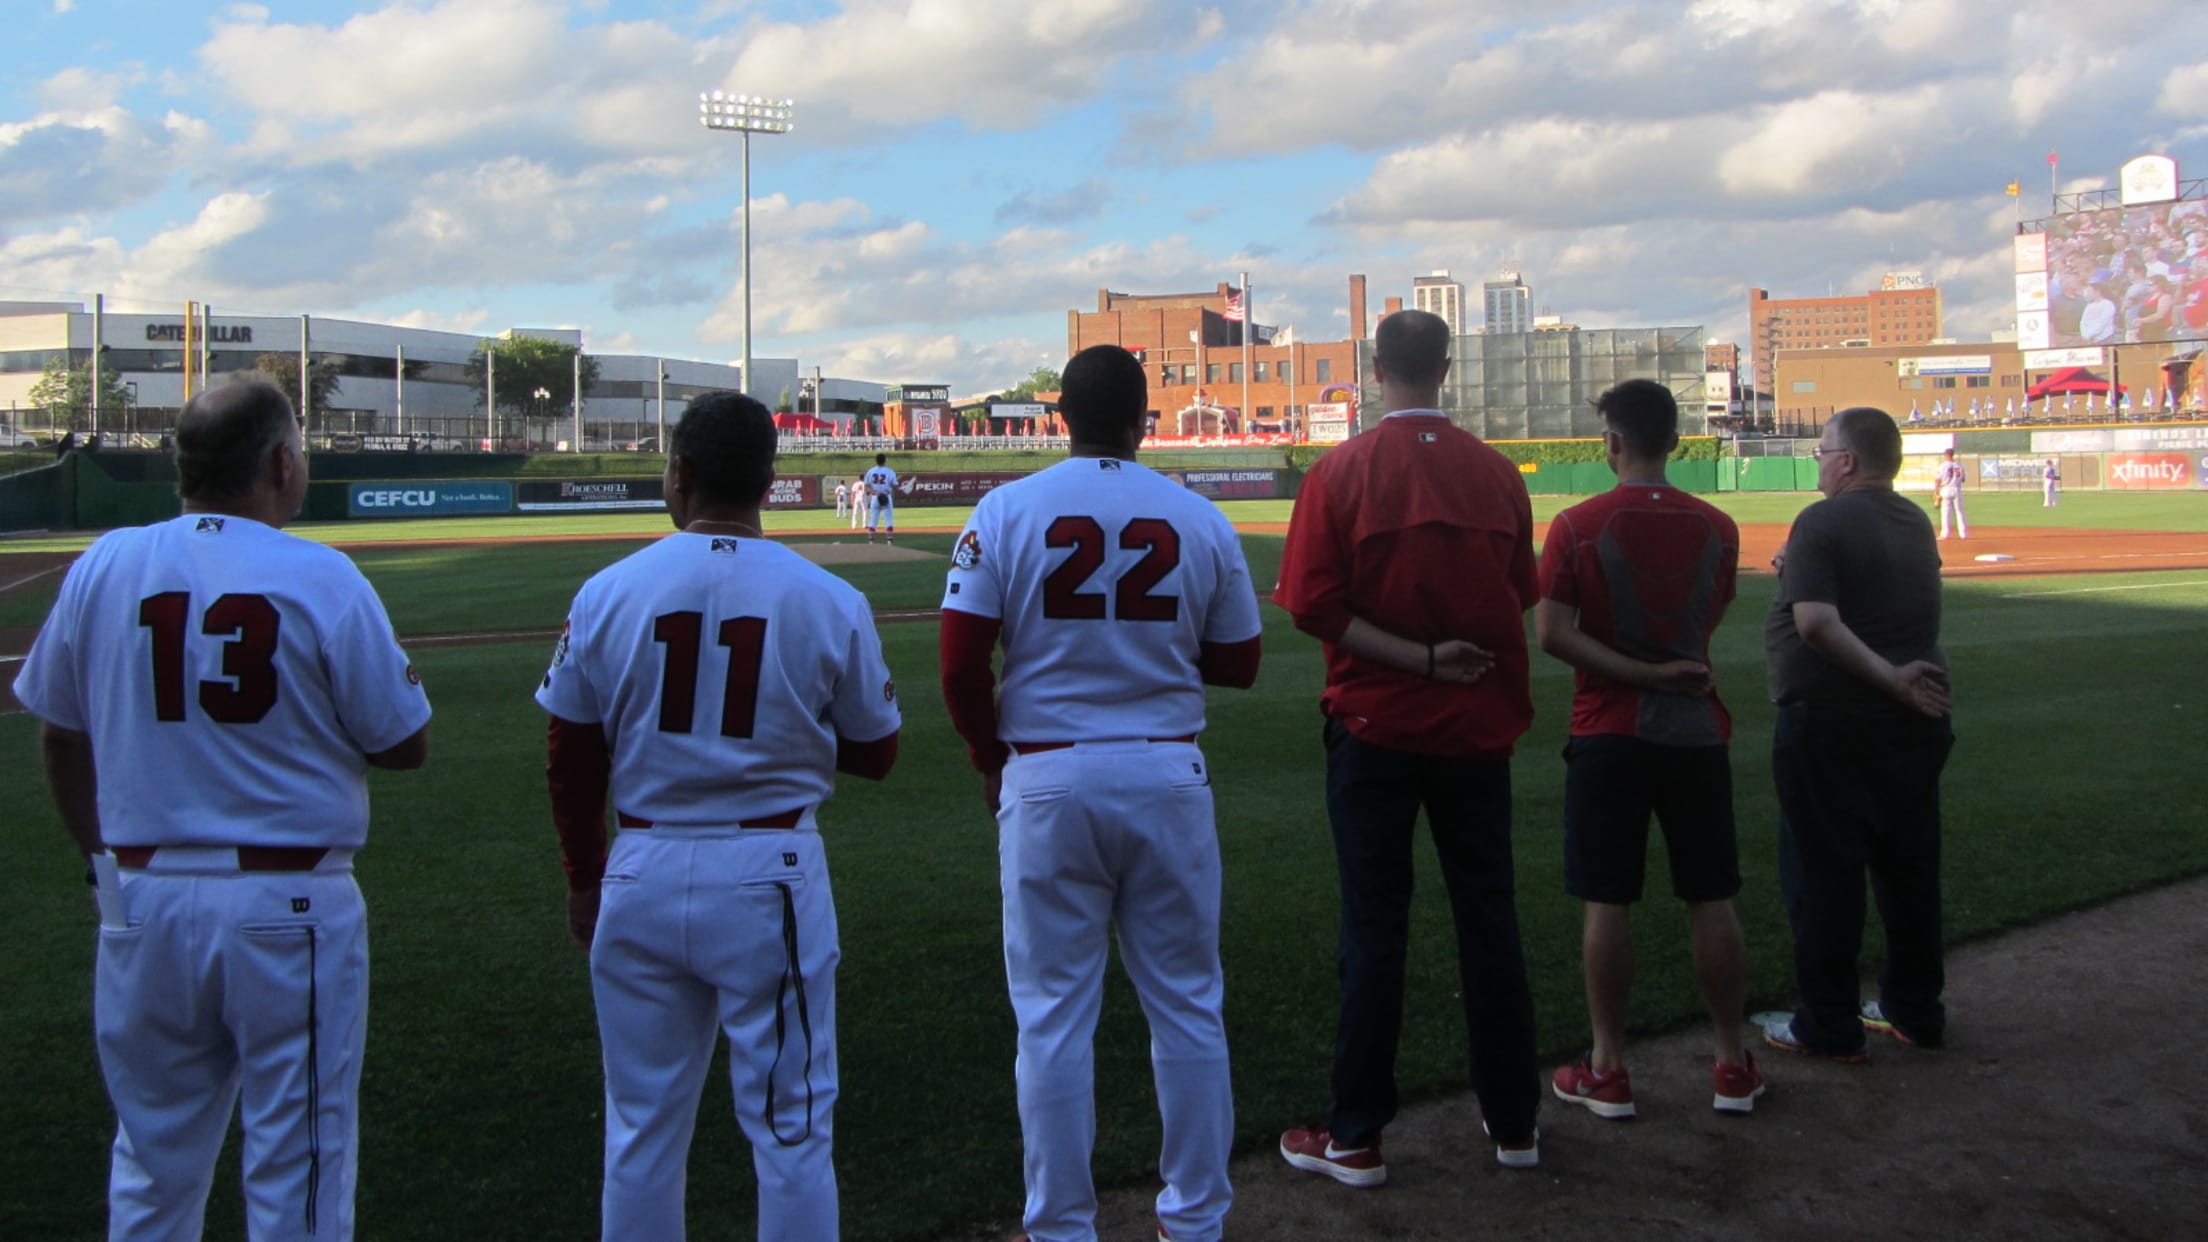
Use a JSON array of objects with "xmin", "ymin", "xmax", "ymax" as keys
[
  {"xmin": 773, "ymin": 411, "xmax": 836, "ymax": 433},
  {"xmin": 2026, "ymin": 367, "xmax": 2126, "ymax": 400}
]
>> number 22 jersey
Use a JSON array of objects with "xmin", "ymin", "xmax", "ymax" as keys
[{"xmin": 940, "ymin": 457, "xmax": 1262, "ymax": 743}]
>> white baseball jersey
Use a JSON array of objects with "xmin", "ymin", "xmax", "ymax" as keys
[
  {"xmin": 12, "ymin": 514, "xmax": 430, "ymax": 848},
  {"xmin": 1936, "ymin": 461, "xmax": 1965, "ymax": 497},
  {"xmin": 940, "ymin": 456, "xmax": 1262, "ymax": 742},
  {"xmin": 864, "ymin": 465, "xmax": 898, "ymax": 500},
  {"xmin": 536, "ymin": 533, "xmax": 900, "ymax": 824}
]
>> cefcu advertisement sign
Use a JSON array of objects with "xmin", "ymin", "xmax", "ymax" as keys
[
  {"xmin": 1170, "ymin": 469, "xmax": 1284, "ymax": 500},
  {"xmin": 516, "ymin": 479, "xmax": 665, "ymax": 511},
  {"xmin": 348, "ymin": 482, "xmax": 512, "ymax": 517},
  {"xmin": 2105, "ymin": 453, "xmax": 2192, "ymax": 490}
]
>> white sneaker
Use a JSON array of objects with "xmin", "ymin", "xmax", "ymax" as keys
[{"xmin": 1481, "ymin": 1120, "xmax": 1539, "ymax": 1169}]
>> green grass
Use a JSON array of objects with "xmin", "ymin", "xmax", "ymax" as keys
[{"xmin": 5, "ymin": 502, "xmax": 2208, "ymax": 1240}]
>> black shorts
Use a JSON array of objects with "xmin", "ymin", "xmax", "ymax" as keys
[{"xmin": 1562, "ymin": 734, "xmax": 1740, "ymax": 905}]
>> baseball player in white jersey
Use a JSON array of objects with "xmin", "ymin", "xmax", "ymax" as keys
[
  {"xmin": 2043, "ymin": 458, "xmax": 2061, "ymax": 507},
  {"xmin": 834, "ymin": 479, "xmax": 850, "ymax": 519},
  {"xmin": 13, "ymin": 382, "xmax": 431, "ymax": 1241},
  {"xmin": 863, "ymin": 453, "xmax": 897, "ymax": 543},
  {"xmin": 939, "ymin": 346, "xmax": 1263, "ymax": 1242},
  {"xmin": 538, "ymin": 392, "xmax": 900, "ymax": 1242},
  {"xmin": 1935, "ymin": 447, "xmax": 1968, "ymax": 539}
]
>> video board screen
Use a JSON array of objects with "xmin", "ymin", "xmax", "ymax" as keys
[{"xmin": 2036, "ymin": 200, "xmax": 2208, "ymax": 347}]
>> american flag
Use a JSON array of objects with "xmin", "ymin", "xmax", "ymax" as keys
[{"xmin": 1223, "ymin": 289, "xmax": 1245, "ymax": 322}]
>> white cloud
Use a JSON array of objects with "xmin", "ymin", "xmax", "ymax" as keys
[
  {"xmin": 2159, "ymin": 63, "xmax": 2208, "ymax": 116},
  {"xmin": 386, "ymin": 308, "xmax": 491, "ymax": 334},
  {"xmin": 52, "ymin": 0, "xmax": 75, "ymax": 13}
]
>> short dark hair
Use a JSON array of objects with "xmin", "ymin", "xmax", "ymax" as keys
[
  {"xmin": 1596, "ymin": 379, "xmax": 1677, "ymax": 459},
  {"xmin": 874, "ymin": 452, "xmax": 886, "ymax": 466},
  {"xmin": 671, "ymin": 391, "xmax": 777, "ymax": 506},
  {"xmin": 175, "ymin": 381, "xmax": 297, "ymax": 500},
  {"xmin": 1830, "ymin": 407, "xmax": 1902, "ymax": 477},
  {"xmin": 1057, "ymin": 345, "xmax": 1146, "ymax": 444},
  {"xmin": 1374, "ymin": 309, "xmax": 1451, "ymax": 388}
]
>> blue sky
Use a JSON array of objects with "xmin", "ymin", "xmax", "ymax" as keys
[{"xmin": 6, "ymin": 0, "xmax": 2206, "ymax": 395}]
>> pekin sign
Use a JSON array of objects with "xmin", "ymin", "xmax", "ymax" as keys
[{"xmin": 145, "ymin": 323, "xmax": 254, "ymax": 343}]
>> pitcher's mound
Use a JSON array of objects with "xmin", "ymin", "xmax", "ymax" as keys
[{"xmin": 789, "ymin": 540, "xmax": 941, "ymax": 566}]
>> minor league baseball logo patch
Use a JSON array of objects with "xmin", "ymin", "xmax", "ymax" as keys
[
  {"xmin": 1418, "ymin": 432, "xmax": 1438, "ymax": 443},
  {"xmin": 194, "ymin": 516, "xmax": 226, "ymax": 533},
  {"xmin": 1100, "ymin": 458, "xmax": 1122, "ymax": 472},
  {"xmin": 404, "ymin": 664, "xmax": 421, "ymax": 686},
  {"xmin": 543, "ymin": 621, "xmax": 572, "ymax": 688},
  {"xmin": 952, "ymin": 530, "xmax": 983, "ymax": 570},
  {"xmin": 710, "ymin": 537, "xmax": 740, "ymax": 554},
  {"xmin": 883, "ymin": 679, "xmax": 897, "ymax": 703}
]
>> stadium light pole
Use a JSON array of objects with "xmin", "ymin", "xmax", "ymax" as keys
[{"xmin": 699, "ymin": 91, "xmax": 794, "ymax": 401}]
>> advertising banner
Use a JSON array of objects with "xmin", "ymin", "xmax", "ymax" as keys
[
  {"xmin": 2022, "ymin": 347, "xmax": 2106, "ymax": 370},
  {"xmin": 1307, "ymin": 401, "xmax": 1353, "ymax": 444},
  {"xmin": 1901, "ymin": 433, "xmax": 1956, "ymax": 454},
  {"xmin": 2014, "ymin": 273, "xmax": 2049, "ymax": 313},
  {"xmin": 2112, "ymin": 426, "xmax": 2208, "ymax": 451},
  {"xmin": 763, "ymin": 476, "xmax": 820, "ymax": 509},
  {"xmin": 347, "ymin": 481, "xmax": 512, "ymax": 517},
  {"xmin": 1167, "ymin": 468, "xmax": 1284, "ymax": 500},
  {"xmin": 1893, "ymin": 458, "xmax": 1942, "ymax": 494},
  {"xmin": 1143, "ymin": 433, "xmax": 1296, "ymax": 448},
  {"xmin": 2015, "ymin": 311, "xmax": 2051, "ymax": 351},
  {"xmin": 1978, "ymin": 457, "xmax": 2046, "ymax": 483},
  {"xmin": 2014, "ymin": 232, "xmax": 2048, "ymax": 273},
  {"xmin": 2198, "ymin": 451, "xmax": 2208, "ymax": 490},
  {"xmin": 2104, "ymin": 453, "xmax": 2193, "ymax": 489},
  {"xmin": 517, "ymin": 479, "xmax": 665, "ymax": 511},
  {"xmin": 2032, "ymin": 430, "xmax": 2114, "ymax": 452},
  {"xmin": 1899, "ymin": 355, "xmax": 1993, "ymax": 378},
  {"xmin": 892, "ymin": 472, "xmax": 1028, "ymax": 506}
]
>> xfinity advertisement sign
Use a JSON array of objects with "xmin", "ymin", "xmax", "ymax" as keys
[{"xmin": 347, "ymin": 482, "xmax": 513, "ymax": 517}]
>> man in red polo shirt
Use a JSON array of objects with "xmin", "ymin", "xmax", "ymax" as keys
[
  {"xmin": 1535, "ymin": 379, "xmax": 1765, "ymax": 1122},
  {"xmin": 1275, "ymin": 309, "xmax": 1542, "ymax": 1186}
]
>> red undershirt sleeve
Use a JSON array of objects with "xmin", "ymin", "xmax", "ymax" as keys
[
  {"xmin": 1197, "ymin": 635, "xmax": 1263, "ymax": 688},
  {"xmin": 939, "ymin": 608, "xmax": 1010, "ymax": 775},
  {"xmin": 835, "ymin": 731, "xmax": 899, "ymax": 781},
  {"xmin": 545, "ymin": 715, "xmax": 611, "ymax": 893}
]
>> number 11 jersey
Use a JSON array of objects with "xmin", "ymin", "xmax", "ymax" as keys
[
  {"xmin": 536, "ymin": 533, "xmax": 900, "ymax": 827},
  {"xmin": 940, "ymin": 457, "xmax": 1262, "ymax": 744}
]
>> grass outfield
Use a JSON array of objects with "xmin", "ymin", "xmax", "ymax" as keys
[{"xmin": 2, "ymin": 497, "xmax": 2207, "ymax": 1240}]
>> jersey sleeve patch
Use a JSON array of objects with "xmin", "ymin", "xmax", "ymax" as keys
[
  {"xmin": 952, "ymin": 530, "xmax": 983, "ymax": 570},
  {"xmin": 543, "ymin": 620, "xmax": 571, "ymax": 686}
]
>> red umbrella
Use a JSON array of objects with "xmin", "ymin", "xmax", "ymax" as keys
[{"xmin": 2026, "ymin": 367, "xmax": 2126, "ymax": 400}]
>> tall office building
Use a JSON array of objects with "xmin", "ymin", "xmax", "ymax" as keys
[
  {"xmin": 1484, "ymin": 271, "xmax": 1531, "ymax": 335},
  {"xmin": 1412, "ymin": 270, "xmax": 1466, "ymax": 336}
]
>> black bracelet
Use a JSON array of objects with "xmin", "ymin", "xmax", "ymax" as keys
[{"xmin": 1425, "ymin": 643, "xmax": 1436, "ymax": 680}]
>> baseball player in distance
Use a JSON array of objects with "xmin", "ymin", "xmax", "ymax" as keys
[
  {"xmin": 14, "ymin": 381, "xmax": 432, "ymax": 1240},
  {"xmin": 834, "ymin": 479, "xmax": 851, "ymax": 519},
  {"xmin": 939, "ymin": 345, "xmax": 1263, "ymax": 1242},
  {"xmin": 1935, "ymin": 447, "xmax": 1968, "ymax": 539},
  {"xmin": 863, "ymin": 453, "xmax": 898, "ymax": 543},
  {"xmin": 1535, "ymin": 379, "xmax": 1764, "ymax": 1120},
  {"xmin": 537, "ymin": 392, "xmax": 900, "ymax": 1242},
  {"xmin": 2043, "ymin": 458, "xmax": 2061, "ymax": 507}
]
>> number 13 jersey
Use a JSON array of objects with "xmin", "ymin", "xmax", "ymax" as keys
[
  {"xmin": 12, "ymin": 514, "xmax": 431, "ymax": 849},
  {"xmin": 941, "ymin": 457, "xmax": 1262, "ymax": 743},
  {"xmin": 536, "ymin": 533, "xmax": 900, "ymax": 827}
]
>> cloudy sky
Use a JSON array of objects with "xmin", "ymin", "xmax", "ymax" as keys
[{"xmin": 5, "ymin": 0, "xmax": 2205, "ymax": 395}]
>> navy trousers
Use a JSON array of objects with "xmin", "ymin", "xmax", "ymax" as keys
[{"xmin": 1322, "ymin": 719, "xmax": 1540, "ymax": 1146}]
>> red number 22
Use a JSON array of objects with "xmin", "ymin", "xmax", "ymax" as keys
[{"xmin": 1040, "ymin": 517, "xmax": 1182, "ymax": 621}]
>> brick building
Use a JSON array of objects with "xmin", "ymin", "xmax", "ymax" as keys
[
  {"xmin": 1749, "ymin": 281, "xmax": 1943, "ymax": 390},
  {"xmin": 1067, "ymin": 279, "xmax": 1364, "ymax": 431},
  {"xmin": 1772, "ymin": 339, "xmax": 2190, "ymax": 425}
]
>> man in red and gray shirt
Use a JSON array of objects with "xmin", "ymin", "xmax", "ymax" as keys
[
  {"xmin": 1274, "ymin": 309, "xmax": 1542, "ymax": 1187},
  {"xmin": 1535, "ymin": 379, "xmax": 1766, "ymax": 1123}
]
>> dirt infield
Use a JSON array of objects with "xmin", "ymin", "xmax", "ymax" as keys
[{"xmin": 1051, "ymin": 874, "xmax": 2208, "ymax": 1242}]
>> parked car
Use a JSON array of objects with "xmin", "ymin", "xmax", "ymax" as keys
[{"xmin": 0, "ymin": 429, "xmax": 45, "ymax": 450}]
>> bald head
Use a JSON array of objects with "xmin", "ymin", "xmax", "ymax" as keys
[
  {"xmin": 176, "ymin": 381, "xmax": 299, "ymax": 501},
  {"xmin": 1828, "ymin": 406, "xmax": 1901, "ymax": 478}
]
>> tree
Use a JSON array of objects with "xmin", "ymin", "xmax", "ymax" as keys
[
  {"xmin": 462, "ymin": 336, "xmax": 601, "ymax": 422},
  {"xmin": 998, "ymin": 365, "xmax": 1062, "ymax": 401},
  {"xmin": 777, "ymin": 385, "xmax": 794, "ymax": 414},
  {"xmin": 26, "ymin": 355, "xmax": 135, "ymax": 431},
  {"xmin": 247, "ymin": 352, "xmax": 345, "ymax": 425}
]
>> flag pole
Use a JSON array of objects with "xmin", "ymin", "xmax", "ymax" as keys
[{"xmin": 1240, "ymin": 269, "xmax": 1251, "ymax": 436}]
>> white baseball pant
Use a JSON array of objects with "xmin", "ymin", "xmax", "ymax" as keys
[
  {"xmin": 999, "ymin": 740, "xmax": 1233, "ymax": 1242},
  {"xmin": 835, "ymin": 492, "xmax": 848, "ymax": 518},
  {"xmin": 96, "ymin": 851, "xmax": 368, "ymax": 1242},
  {"xmin": 1938, "ymin": 491, "xmax": 1968, "ymax": 539},
  {"xmin": 2043, "ymin": 478, "xmax": 2059, "ymax": 507},
  {"xmin": 866, "ymin": 494, "xmax": 893, "ymax": 534},
  {"xmin": 590, "ymin": 827, "xmax": 839, "ymax": 1242},
  {"xmin": 848, "ymin": 493, "xmax": 864, "ymax": 531}
]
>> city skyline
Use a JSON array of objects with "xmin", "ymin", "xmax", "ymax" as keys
[{"xmin": 4, "ymin": 0, "xmax": 2205, "ymax": 397}]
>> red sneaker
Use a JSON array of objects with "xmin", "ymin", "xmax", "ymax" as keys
[
  {"xmin": 1713, "ymin": 1053, "xmax": 1767, "ymax": 1114},
  {"xmin": 1552, "ymin": 1057, "xmax": 1636, "ymax": 1119},
  {"xmin": 1279, "ymin": 1125, "xmax": 1386, "ymax": 1187}
]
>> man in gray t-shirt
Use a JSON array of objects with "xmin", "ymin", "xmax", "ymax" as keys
[{"xmin": 1760, "ymin": 408, "xmax": 1955, "ymax": 1061}]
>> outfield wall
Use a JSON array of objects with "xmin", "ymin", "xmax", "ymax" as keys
[{"xmin": 7, "ymin": 436, "xmax": 2205, "ymax": 532}]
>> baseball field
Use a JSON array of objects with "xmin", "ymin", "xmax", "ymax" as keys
[{"xmin": 4, "ymin": 489, "xmax": 2206, "ymax": 1241}]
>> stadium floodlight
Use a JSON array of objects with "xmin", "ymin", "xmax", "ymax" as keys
[{"xmin": 699, "ymin": 91, "xmax": 797, "ymax": 399}]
